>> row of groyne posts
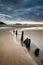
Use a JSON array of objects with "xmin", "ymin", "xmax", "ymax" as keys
[{"xmin": 13, "ymin": 30, "xmax": 40, "ymax": 57}]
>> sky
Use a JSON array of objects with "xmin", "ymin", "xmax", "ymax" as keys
[{"xmin": 0, "ymin": 0, "xmax": 43, "ymax": 23}]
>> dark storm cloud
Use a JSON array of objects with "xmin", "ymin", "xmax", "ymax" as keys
[
  {"xmin": 0, "ymin": 0, "xmax": 43, "ymax": 21},
  {"xmin": 0, "ymin": 0, "xmax": 22, "ymax": 5},
  {"xmin": 24, "ymin": 0, "xmax": 43, "ymax": 8}
]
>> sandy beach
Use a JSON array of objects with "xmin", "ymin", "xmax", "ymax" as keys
[{"xmin": 0, "ymin": 28, "xmax": 37, "ymax": 65}]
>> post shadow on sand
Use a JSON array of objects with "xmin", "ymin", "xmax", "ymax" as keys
[
  {"xmin": 13, "ymin": 30, "xmax": 15, "ymax": 33},
  {"xmin": 16, "ymin": 30, "xmax": 18, "ymax": 36},
  {"xmin": 24, "ymin": 38, "xmax": 31, "ymax": 51},
  {"xmin": 21, "ymin": 31, "xmax": 24, "ymax": 46},
  {"xmin": 41, "ymin": 60, "xmax": 43, "ymax": 65},
  {"xmin": 34, "ymin": 48, "xmax": 40, "ymax": 57}
]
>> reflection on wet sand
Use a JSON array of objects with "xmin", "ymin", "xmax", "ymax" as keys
[
  {"xmin": 0, "ymin": 29, "xmax": 37, "ymax": 65},
  {"xmin": 13, "ymin": 28, "xmax": 43, "ymax": 65}
]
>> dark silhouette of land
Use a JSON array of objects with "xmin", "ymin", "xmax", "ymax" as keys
[{"xmin": 0, "ymin": 21, "xmax": 6, "ymax": 25}]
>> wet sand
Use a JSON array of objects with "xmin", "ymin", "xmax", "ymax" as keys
[
  {"xmin": 24, "ymin": 30, "xmax": 43, "ymax": 50},
  {"xmin": 0, "ymin": 29, "xmax": 37, "ymax": 65},
  {"xmin": 13, "ymin": 29, "xmax": 43, "ymax": 65},
  {"xmin": 24, "ymin": 30, "xmax": 43, "ymax": 65}
]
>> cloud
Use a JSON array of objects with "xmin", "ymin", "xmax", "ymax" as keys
[
  {"xmin": 0, "ymin": 13, "xmax": 12, "ymax": 18},
  {"xmin": 0, "ymin": 0, "xmax": 23, "ymax": 6},
  {"xmin": 0, "ymin": 0, "xmax": 43, "ymax": 21},
  {"xmin": 0, "ymin": 13, "xmax": 12, "ymax": 21}
]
